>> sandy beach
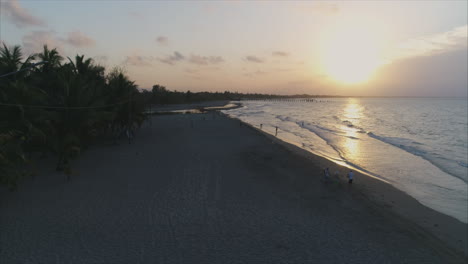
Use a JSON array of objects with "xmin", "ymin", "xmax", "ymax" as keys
[{"xmin": 0, "ymin": 112, "xmax": 466, "ymax": 263}]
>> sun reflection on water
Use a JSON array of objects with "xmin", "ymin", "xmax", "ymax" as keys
[
  {"xmin": 344, "ymin": 99, "xmax": 362, "ymax": 119},
  {"xmin": 343, "ymin": 99, "xmax": 363, "ymax": 158}
]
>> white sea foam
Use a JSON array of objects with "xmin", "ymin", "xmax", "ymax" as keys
[{"xmin": 224, "ymin": 98, "xmax": 468, "ymax": 223}]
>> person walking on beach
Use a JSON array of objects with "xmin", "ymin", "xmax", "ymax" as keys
[
  {"xmin": 126, "ymin": 127, "xmax": 134, "ymax": 144},
  {"xmin": 347, "ymin": 170, "xmax": 354, "ymax": 184},
  {"xmin": 323, "ymin": 167, "xmax": 330, "ymax": 182}
]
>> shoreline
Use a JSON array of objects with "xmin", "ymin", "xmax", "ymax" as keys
[
  {"xmin": 145, "ymin": 101, "xmax": 242, "ymax": 115},
  {"xmin": 1, "ymin": 110, "xmax": 466, "ymax": 262},
  {"xmin": 222, "ymin": 111, "xmax": 467, "ymax": 256}
]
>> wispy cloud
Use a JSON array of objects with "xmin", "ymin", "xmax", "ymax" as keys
[
  {"xmin": 245, "ymin": 55, "xmax": 265, "ymax": 63},
  {"xmin": 22, "ymin": 30, "xmax": 64, "ymax": 55},
  {"xmin": 1, "ymin": 0, "xmax": 46, "ymax": 28},
  {"xmin": 388, "ymin": 25, "xmax": 468, "ymax": 63},
  {"xmin": 272, "ymin": 51, "xmax": 289, "ymax": 57},
  {"xmin": 158, "ymin": 52, "xmax": 223, "ymax": 66},
  {"xmin": 294, "ymin": 2, "xmax": 339, "ymax": 15},
  {"xmin": 159, "ymin": 51, "xmax": 185, "ymax": 65},
  {"xmin": 64, "ymin": 31, "xmax": 95, "ymax": 47},
  {"xmin": 156, "ymin": 36, "xmax": 169, "ymax": 46},
  {"xmin": 244, "ymin": 70, "xmax": 268, "ymax": 77},
  {"xmin": 188, "ymin": 55, "xmax": 224, "ymax": 65},
  {"xmin": 124, "ymin": 55, "xmax": 154, "ymax": 67},
  {"xmin": 274, "ymin": 68, "xmax": 294, "ymax": 72},
  {"xmin": 184, "ymin": 68, "xmax": 204, "ymax": 79},
  {"xmin": 21, "ymin": 30, "xmax": 96, "ymax": 55}
]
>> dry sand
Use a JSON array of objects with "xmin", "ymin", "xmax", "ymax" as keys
[{"xmin": 1, "ymin": 112, "xmax": 466, "ymax": 263}]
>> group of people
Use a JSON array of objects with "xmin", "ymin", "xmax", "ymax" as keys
[{"xmin": 323, "ymin": 167, "xmax": 354, "ymax": 184}]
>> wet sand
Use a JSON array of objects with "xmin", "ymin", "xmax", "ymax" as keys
[{"xmin": 0, "ymin": 112, "xmax": 466, "ymax": 263}]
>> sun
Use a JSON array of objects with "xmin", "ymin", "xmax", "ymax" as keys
[{"xmin": 320, "ymin": 25, "xmax": 384, "ymax": 84}]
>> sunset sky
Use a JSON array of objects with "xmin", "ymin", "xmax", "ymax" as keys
[{"xmin": 1, "ymin": 0, "xmax": 467, "ymax": 96}]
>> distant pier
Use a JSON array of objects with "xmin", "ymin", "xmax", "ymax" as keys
[{"xmin": 240, "ymin": 98, "xmax": 316, "ymax": 102}]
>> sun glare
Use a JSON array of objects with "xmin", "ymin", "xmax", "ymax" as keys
[{"xmin": 320, "ymin": 25, "xmax": 384, "ymax": 84}]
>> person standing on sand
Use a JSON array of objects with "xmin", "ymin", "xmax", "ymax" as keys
[
  {"xmin": 323, "ymin": 167, "xmax": 330, "ymax": 182},
  {"xmin": 347, "ymin": 170, "xmax": 354, "ymax": 184}
]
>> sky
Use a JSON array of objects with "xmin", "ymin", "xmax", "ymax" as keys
[{"xmin": 0, "ymin": 0, "xmax": 467, "ymax": 96}]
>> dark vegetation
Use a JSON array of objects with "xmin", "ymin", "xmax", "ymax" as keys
[
  {"xmin": 0, "ymin": 44, "xmax": 146, "ymax": 189},
  {"xmin": 0, "ymin": 44, "xmax": 318, "ymax": 189},
  {"xmin": 142, "ymin": 84, "xmax": 319, "ymax": 105}
]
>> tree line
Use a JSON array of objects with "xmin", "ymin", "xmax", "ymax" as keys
[
  {"xmin": 0, "ymin": 44, "xmax": 146, "ymax": 189},
  {"xmin": 141, "ymin": 84, "xmax": 319, "ymax": 105},
  {"xmin": 1, "ymin": 43, "xmax": 322, "ymax": 189}
]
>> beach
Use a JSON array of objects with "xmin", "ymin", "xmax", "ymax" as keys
[{"xmin": 0, "ymin": 112, "xmax": 466, "ymax": 263}]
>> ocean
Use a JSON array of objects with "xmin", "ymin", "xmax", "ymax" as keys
[{"xmin": 224, "ymin": 98, "xmax": 468, "ymax": 223}]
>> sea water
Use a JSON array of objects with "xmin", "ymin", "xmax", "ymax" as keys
[{"xmin": 224, "ymin": 98, "xmax": 468, "ymax": 223}]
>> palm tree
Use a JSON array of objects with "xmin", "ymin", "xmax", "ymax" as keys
[
  {"xmin": 106, "ymin": 68, "xmax": 145, "ymax": 136},
  {"xmin": 0, "ymin": 44, "xmax": 36, "ymax": 80},
  {"xmin": 0, "ymin": 45, "xmax": 48, "ymax": 189},
  {"xmin": 1, "ymin": 43, "xmax": 148, "ymax": 187},
  {"xmin": 35, "ymin": 45, "xmax": 62, "ymax": 72},
  {"xmin": 53, "ymin": 55, "xmax": 113, "ymax": 174},
  {"xmin": 30, "ymin": 45, "xmax": 63, "ymax": 105}
]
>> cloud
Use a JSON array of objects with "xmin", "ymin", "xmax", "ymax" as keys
[
  {"xmin": 372, "ymin": 49, "xmax": 467, "ymax": 97},
  {"xmin": 1, "ymin": 0, "xmax": 46, "ymax": 28},
  {"xmin": 21, "ymin": 30, "xmax": 96, "ymax": 55},
  {"xmin": 388, "ymin": 25, "xmax": 468, "ymax": 63},
  {"xmin": 244, "ymin": 70, "xmax": 268, "ymax": 77},
  {"xmin": 64, "ymin": 31, "xmax": 95, "ymax": 47},
  {"xmin": 158, "ymin": 52, "xmax": 224, "ymax": 66},
  {"xmin": 184, "ymin": 68, "xmax": 203, "ymax": 79},
  {"xmin": 274, "ymin": 68, "xmax": 294, "ymax": 72},
  {"xmin": 22, "ymin": 30, "xmax": 64, "ymax": 55},
  {"xmin": 272, "ymin": 51, "xmax": 289, "ymax": 57},
  {"xmin": 156, "ymin": 36, "xmax": 169, "ymax": 46},
  {"xmin": 188, "ymin": 55, "xmax": 224, "ymax": 65},
  {"xmin": 124, "ymin": 55, "xmax": 154, "ymax": 67},
  {"xmin": 245, "ymin": 55, "xmax": 265, "ymax": 63},
  {"xmin": 294, "ymin": 2, "xmax": 339, "ymax": 15},
  {"xmin": 159, "ymin": 51, "xmax": 185, "ymax": 65}
]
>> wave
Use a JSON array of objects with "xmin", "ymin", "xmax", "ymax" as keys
[
  {"xmin": 367, "ymin": 132, "xmax": 467, "ymax": 183},
  {"xmin": 275, "ymin": 115, "xmax": 292, "ymax": 122},
  {"xmin": 338, "ymin": 118, "xmax": 366, "ymax": 133},
  {"xmin": 254, "ymin": 110, "xmax": 466, "ymax": 185},
  {"xmin": 291, "ymin": 122, "xmax": 383, "ymax": 179},
  {"xmin": 272, "ymin": 116, "xmax": 382, "ymax": 179},
  {"xmin": 275, "ymin": 113, "xmax": 466, "ymax": 184},
  {"xmin": 458, "ymin": 161, "xmax": 468, "ymax": 168},
  {"xmin": 237, "ymin": 110, "xmax": 265, "ymax": 117},
  {"xmin": 226, "ymin": 99, "xmax": 468, "ymax": 222}
]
